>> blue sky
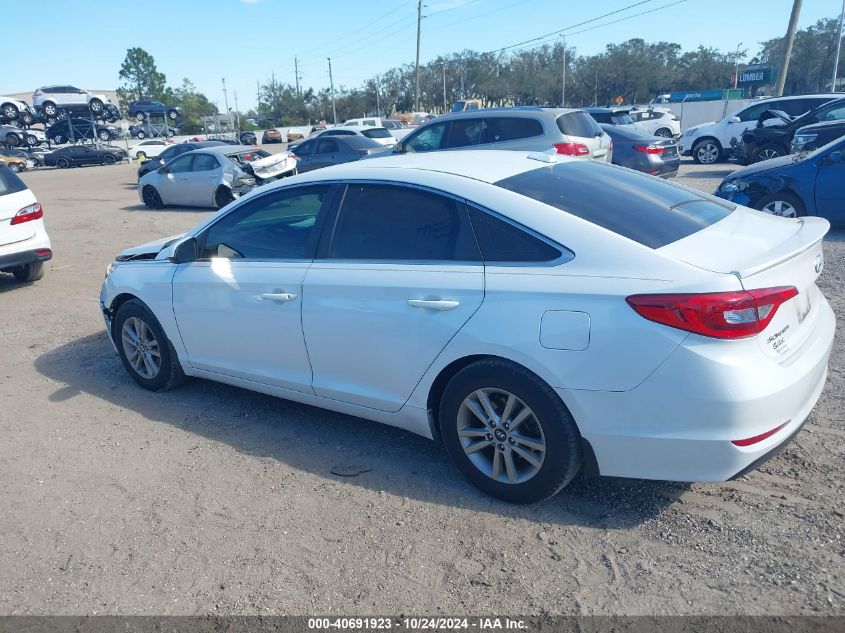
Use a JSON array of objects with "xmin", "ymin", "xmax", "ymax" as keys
[{"xmin": 1, "ymin": 0, "xmax": 838, "ymax": 111}]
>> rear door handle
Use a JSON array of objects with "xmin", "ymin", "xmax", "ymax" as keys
[
  {"xmin": 260, "ymin": 292, "xmax": 297, "ymax": 303},
  {"xmin": 408, "ymin": 299, "xmax": 460, "ymax": 311}
]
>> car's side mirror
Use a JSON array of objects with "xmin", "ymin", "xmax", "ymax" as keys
[
  {"xmin": 728, "ymin": 116, "xmax": 741, "ymax": 124},
  {"xmin": 393, "ymin": 141, "xmax": 404, "ymax": 153},
  {"xmin": 170, "ymin": 237, "xmax": 198, "ymax": 264},
  {"xmin": 826, "ymin": 150, "xmax": 844, "ymax": 163}
]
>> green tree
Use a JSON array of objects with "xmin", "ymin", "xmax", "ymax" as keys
[{"xmin": 117, "ymin": 47, "xmax": 167, "ymax": 105}]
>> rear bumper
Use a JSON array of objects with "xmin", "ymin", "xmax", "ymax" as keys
[
  {"xmin": 560, "ymin": 294, "xmax": 835, "ymax": 482},
  {"xmin": 0, "ymin": 247, "xmax": 52, "ymax": 270}
]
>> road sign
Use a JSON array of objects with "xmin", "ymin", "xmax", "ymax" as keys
[{"xmin": 614, "ymin": 96, "xmax": 624, "ymax": 105}]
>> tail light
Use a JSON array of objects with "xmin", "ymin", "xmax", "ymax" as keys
[
  {"xmin": 626, "ymin": 287, "xmax": 799, "ymax": 339},
  {"xmin": 633, "ymin": 144, "xmax": 665, "ymax": 154},
  {"xmin": 553, "ymin": 142, "xmax": 589, "ymax": 156},
  {"xmin": 10, "ymin": 203, "xmax": 43, "ymax": 225},
  {"xmin": 288, "ymin": 153, "xmax": 298, "ymax": 160}
]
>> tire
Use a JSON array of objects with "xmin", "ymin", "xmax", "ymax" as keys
[
  {"xmin": 136, "ymin": 131, "xmax": 146, "ymax": 140},
  {"xmin": 135, "ymin": 112, "xmax": 145, "ymax": 122},
  {"xmin": 691, "ymin": 138, "xmax": 722, "ymax": 164},
  {"xmin": 43, "ymin": 102, "xmax": 57, "ymax": 116},
  {"xmin": 44, "ymin": 116, "xmax": 57, "ymax": 126},
  {"xmin": 654, "ymin": 127, "xmax": 673, "ymax": 138},
  {"xmin": 1, "ymin": 103, "xmax": 18, "ymax": 120},
  {"xmin": 56, "ymin": 157, "xmax": 71, "ymax": 169},
  {"xmin": 755, "ymin": 145, "xmax": 786, "ymax": 162},
  {"xmin": 113, "ymin": 299, "xmax": 186, "ymax": 392},
  {"xmin": 438, "ymin": 359, "xmax": 583, "ymax": 504},
  {"xmin": 102, "ymin": 154, "xmax": 116, "ymax": 165},
  {"xmin": 21, "ymin": 112, "xmax": 34, "ymax": 125},
  {"xmin": 53, "ymin": 135, "xmax": 66, "ymax": 145},
  {"xmin": 27, "ymin": 135, "xmax": 39, "ymax": 146},
  {"xmin": 136, "ymin": 151, "xmax": 147, "ymax": 160},
  {"xmin": 89, "ymin": 99, "xmax": 104, "ymax": 114},
  {"xmin": 98, "ymin": 130, "xmax": 111, "ymax": 142},
  {"xmin": 8, "ymin": 162, "xmax": 23, "ymax": 173},
  {"xmin": 168, "ymin": 109, "xmax": 179, "ymax": 120},
  {"xmin": 142, "ymin": 185, "xmax": 164, "ymax": 209},
  {"xmin": 215, "ymin": 187, "xmax": 235, "ymax": 209},
  {"xmin": 755, "ymin": 191, "xmax": 806, "ymax": 218},
  {"xmin": 5, "ymin": 133, "xmax": 21, "ymax": 147},
  {"xmin": 12, "ymin": 262, "xmax": 44, "ymax": 282}
]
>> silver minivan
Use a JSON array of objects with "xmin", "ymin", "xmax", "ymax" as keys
[{"xmin": 393, "ymin": 107, "xmax": 613, "ymax": 162}]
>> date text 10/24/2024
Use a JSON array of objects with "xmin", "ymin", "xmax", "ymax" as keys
[{"xmin": 307, "ymin": 617, "xmax": 528, "ymax": 631}]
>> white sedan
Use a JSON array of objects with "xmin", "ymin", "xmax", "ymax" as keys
[
  {"xmin": 128, "ymin": 139, "xmax": 171, "ymax": 160},
  {"xmin": 0, "ymin": 162, "xmax": 52, "ymax": 282},
  {"xmin": 100, "ymin": 150, "xmax": 834, "ymax": 503}
]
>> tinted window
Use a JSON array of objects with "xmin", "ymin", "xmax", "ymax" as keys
[
  {"xmin": 589, "ymin": 112, "xmax": 613, "ymax": 124},
  {"xmin": 819, "ymin": 104, "xmax": 845, "ymax": 120},
  {"xmin": 166, "ymin": 155, "xmax": 194, "ymax": 173},
  {"xmin": 329, "ymin": 184, "xmax": 480, "ymax": 261},
  {"xmin": 468, "ymin": 206, "xmax": 563, "ymax": 262},
  {"xmin": 557, "ymin": 112, "xmax": 601, "ymax": 138},
  {"xmin": 737, "ymin": 102, "xmax": 771, "ymax": 122},
  {"xmin": 193, "ymin": 154, "xmax": 219, "ymax": 171},
  {"xmin": 405, "ymin": 122, "xmax": 449, "ymax": 152},
  {"xmin": 201, "ymin": 186, "xmax": 333, "ymax": 260},
  {"xmin": 293, "ymin": 141, "xmax": 314, "ymax": 156},
  {"xmin": 362, "ymin": 128, "xmax": 393, "ymax": 139},
  {"xmin": 487, "ymin": 117, "xmax": 544, "ymax": 142},
  {"xmin": 316, "ymin": 139, "xmax": 339, "ymax": 154},
  {"xmin": 446, "ymin": 118, "xmax": 488, "ymax": 148},
  {"xmin": 324, "ymin": 129, "xmax": 356, "ymax": 136},
  {"xmin": 611, "ymin": 114, "xmax": 634, "ymax": 125},
  {"xmin": 0, "ymin": 166, "xmax": 27, "ymax": 196},
  {"xmin": 495, "ymin": 161, "xmax": 734, "ymax": 249}
]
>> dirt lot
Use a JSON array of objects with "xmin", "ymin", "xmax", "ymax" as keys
[{"xmin": 0, "ymin": 158, "xmax": 843, "ymax": 616}]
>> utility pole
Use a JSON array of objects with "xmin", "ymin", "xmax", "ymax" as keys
[
  {"xmin": 733, "ymin": 42, "xmax": 743, "ymax": 89},
  {"xmin": 415, "ymin": 0, "xmax": 422, "ymax": 111},
  {"xmin": 833, "ymin": 0, "xmax": 845, "ymax": 92},
  {"xmin": 774, "ymin": 0, "xmax": 803, "ymax": 96},
  {"xmin": 294, "ymin": 56, "xmax": 301, "ymax": 96},
  {"xmin": 442, "ymin": 64, "xmax": 447, "ymax": 113},
  {"xmin": 234, "ymin": 91, "xmax": 240, "ymax": 132},
  {"xmin": 375, "ymin": 75, "xmax": 381, "ymax": 117},
  {"xmin": 594, "ymin": 68, "xmax": 598, "ymax": 106},
  {"xmin": 256, "ymin": 80, "xmax": 261, "ymax": 114},
  {"xmin": 222, "ymin": 77, "xmax": 230, "ymax": 132},
  {"xmin": 561, "ymin": 34, "xmax": 566, "ymax": 107},
  {"xmin": 327, "ymin": 57, "xmax": 337, "ymax": 125}
]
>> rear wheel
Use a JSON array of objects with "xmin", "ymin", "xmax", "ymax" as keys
[
  {"xmin": 755, "ymin": 144, "xmax": 786, "ymax": 162},
  {"xmin": 8, "ymin": 162, "xmax": 22, "ymax": 173},
  {"xmin": 1, "ymin": 103, "xmax": 18, "ymax": 120},
  {"xmin": 56, "ymin": 157, "xmax": 71, "ymax": 169},
  {"xmin": 439, "ymin": 359, "xmax": 583, "ymax": 503},
  {"xmin": 654, "ymin": 127, "xmax": 673, "ymax": 138},
  {"xmin": 21, "ymin": 112, "xmax": 34, "ymax": 125},
  {"xmin": 43, "ymin": 102, "xmax": 57, "ymax": 116},
  {"xmin": 102, "ymin": 154, "xmax": 116, "ymax": 165},
  {"xmin": 142, "ymin": 185, "xmax": 164, "ymax": 209},
  {"xmin": 113, "ymin": 299, "xmax": 186, "ymax": 392},
  {"xmin": 52, "ymin": 134, "xmax": 66, "ymax": 145},
  {"xmin": 168, "ymin": 109, "xmax": 179, "ymax": 120},
  {"xmin": 27, "ymin": 135, "xmax": 39, "ymax": 146},
  {"xmin": 12, "ymin": 262, "xmax": 44, "ymax": 282},
  {"xmin": 756, "ymin": 192, "xmax": 806, "ymax": 218},
  {"xmin": 136, "ymin": 130, "xmax": 146, "ymax": 140},
  {"xmin": 215, "ymin": 187, "xmax": 235, "ymax": 209},
  {"xmin": 97, "ymin": 129, "xmax": 111, "ymax": 142},
  {"xmin": 5, "ymin": 133, "xmax": 21, "ymax": 147},
  {"xmin": 692, "ymin": 138, "xmax": 721, "ymax": 164},
  {"xmin": 135, "ymin": 112, "xmax": 145, "ymax": 122},
  {"xmin": 89, "ymin": 99, "xmax": 104, "ymax": 114}
]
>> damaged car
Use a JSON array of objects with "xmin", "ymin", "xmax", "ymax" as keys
[
  {"xmin": 732, "ymin": 97, "xmax": 845, "ymax": 165},
  {"xmin": 138, "ymin": 145, "xmax": 296, "ymax": 210}
]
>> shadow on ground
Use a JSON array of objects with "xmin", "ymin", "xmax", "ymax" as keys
[{"xmin": 35, "ymin": 332, "xmax": 687, "ymax": 528}]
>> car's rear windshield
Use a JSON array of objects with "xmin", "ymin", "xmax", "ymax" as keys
[
  {"xmin": 362, "ymin": 128, "xmax": 393, "ymax": 139},
  {"xmin": 0, "ymin": 165, "xmax": 27, "ymax": 196},
  {"xmin": 495, "ymin": 161, "xmax": 734, "ymax": 248},
  {"xmin": 557, "ymin": 112, "xmax": 602, "ymax": 139},
  {"xmin": 345, "ymin": 135, "xmax": 385, "ymax": 149}
]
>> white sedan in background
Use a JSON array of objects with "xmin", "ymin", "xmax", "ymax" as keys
[
  {"xmin": 101, "ymin": 150, "xmax": 833, "ymax": 503},
  {"xmin": 629, "ymin": 106, "xmax": 681, "ymax": 138},
  {"xmin": 128, "ymin": 139, "xmax": 171, "ymax": 160},
  {"xmin": 311, "ymin": 126, "xmax": 397, "ymax": 148}
]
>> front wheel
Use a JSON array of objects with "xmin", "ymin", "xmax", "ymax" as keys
[
  {"xmin": 12, "ymin": 262, "xmax": 44, "ymax": 282},
  {"xmin": 98, "ymin": 130, "xmax": 111, "ymax": 141},
  {"xmin": 135, "ymin": 112, "xmax": 145, "ymax": 122},
  {"xmin": 136, "ymin": 131, "xmax": 146, "ymax": 140},
  {"xmin": 56, "ymin": 157, "xmax": 71, "ymax": 169},
  {"xmin": 142, "ymin": 185, "xmax": 164, "ymax": 209},
  {"xmin": 5, "ymin": 133, "xmax": 21, "ymax": 147},
  {"xmin": 692, "ymin": 139, "xmax": 721, "ymax": 164},
  {"xmin": 21, "ymin": 112, "xmax": 34, "ymax": 125},
  {"xmin": 27, "ymin": 135, "xmax": 40, "ymax": 146},
  {"xmin": 215, "ymin": 187, "xmax": 235, "ymax": 209},
  {"xmin": 113, "ymin": 299, "xmax": 186, "ymax": 392},
  {"xmin": 8, "ymin": 162, "xmax": 23, "ymax": 173},
  {"xmin": 102, "ymin": 154, "xmax": 116, "ymax": 165},
  {"xmin": 439, "ymin": 359, "xmax": 583, "ymax": 503},
  {"xmin": 1, "ymin": 103, "xmax": 18, "ymax": 120},
  {"xmin": 43, "ymin": 102, "xmax": 57, "ymax": 116},
  {"xmin": 756, "ymin": 192, "xmax": 806, "ymax": 218},
  {"xmin": 89, "ymin": 99, "xmax": 104, "ymax": 113},
  {"xmin": 755, "ymin": 145, "xmax": 785, "ymax": 162}
]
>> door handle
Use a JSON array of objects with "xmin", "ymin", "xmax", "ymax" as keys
[
  {"xmin": 260, "ymin": 292, "xmax": 297, "ymax": 303},
  {"xmin": 408, "ymin": 299, "xmax": 460, "ymax": 311}
]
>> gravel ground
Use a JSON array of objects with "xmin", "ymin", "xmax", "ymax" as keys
[{"xmin": 0, "ymin": 157, "xmax": 842, "ymax": 616}]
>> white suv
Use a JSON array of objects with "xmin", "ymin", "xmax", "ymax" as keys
[
  {"xmin": 0, "ymin": 162, "xmax": 52, "ymax": 282},
  {"xmin": 32, "ymin": 85, "xmax": 112, "ymax": 118},
  {"xmin": 680, "ymin": 94, "xmax": 843, "ymax": 164},
  {"xmin": 628, "ymin": 107, "xmax": 680, "ymax": 138},
  {"xmin": 0, "ymin": 96, "xmax": 36, "ymax": 125}
]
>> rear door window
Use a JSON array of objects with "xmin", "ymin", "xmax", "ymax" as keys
[
  {"xmin": 468, "ymin": 206, "xmax": 565, "ymax": 263},
  {"xmin": 316, "ymin": 139, "xmax": 339, "ymax": 154},
  {"xmin": 0, "ymin": 166, "xmax": 27, "ymax": 196},
  {"xmin": 329, "ymin": 184, "xmax": 479, "ymax": 261},
  {"xmin": 487, "ymin": 117, "xmax": 543, "ymax": 142},
  {"xmin": 495, "ymin": 161, "xmax": 734, "ymax": 248},
  {"xmin": 446, "ymin": 118, "xmax": 488, "ymax": 148},
  {"xmin": 193, "ymin": 154, "xmax": 219, "ymax": 171},
  {"xmin": 557, "ymin": 112, "xmax": 601, "ymax": 139}
]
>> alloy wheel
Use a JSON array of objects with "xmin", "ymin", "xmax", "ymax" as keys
[
  {"xmin": 654, "ymin": 128, "xmax": 672, "ymax": 138},
  {"xmin": 762, "ymin": 199, "xmax": 797, "ymax": 218},
  {"xmin": 121, "ymin": 317, "xmax": 162, "ymax": 380},
  {"xmin": 695, "ymin": 142, "xmax": 719, "ymax": 164},
  {"xmin": 456, "ymin": 388, "xmax": 546, "ymax": 485},
  {"xmin": 757, "ymin": 148, "xmax": 781, "ymax": 161}
]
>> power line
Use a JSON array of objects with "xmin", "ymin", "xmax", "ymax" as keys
[{"xmin": 298, "ymin": 11, "xmax": 418, "ymax": 64}]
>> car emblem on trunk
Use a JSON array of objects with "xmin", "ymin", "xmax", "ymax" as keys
[{"xmin": 814, "ymin": 254, "xmax": 823, "ymax": 274}]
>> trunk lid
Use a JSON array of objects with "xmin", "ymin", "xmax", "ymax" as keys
[{"xmin": 660, "ymin": 209, "xmax": 829, "ymax": 361}]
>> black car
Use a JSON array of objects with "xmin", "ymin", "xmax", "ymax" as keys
[
  {"xmin": 136, "ymin": 140, "xmax": 228, "ymax": 180},
  {"xmin": 584, "ymin": 107, "xmax": 636, "ymax": 126},
  {"xmin": 733, "ymin": 97, "xmax": 845, "ymax": 164},
  {"xmin": 44, "ymin": 145, "xmax": 126, "ymax": 168},
  {"xmin": 238, "ymin": 130, "xmax": 257, "ymax": 145},
  {"xmin": 290, "ymin": 135, "xmax": 388, "ymax": 172},
  {"xmin": 599, "ymin": 124, "xmax": 679, "ymax": 178},
  {"xmin": 129, "ymin": 122, "xmax": 179, "ymax": 139},
  {"xmin": 46, "ymin": 118, "xmax": 118, "ymax": 144},
  {"xmin": 128, "ymin": 100, "xmax": 181, "ymax": 122},
  {"xmin": 791, "ymin": 119, "xmax": 845, "ymax": 154}
]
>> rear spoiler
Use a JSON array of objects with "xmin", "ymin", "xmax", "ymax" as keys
[{"xmin": 733, "ymin": 217, "xmax": 829, "ymax": 278}]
